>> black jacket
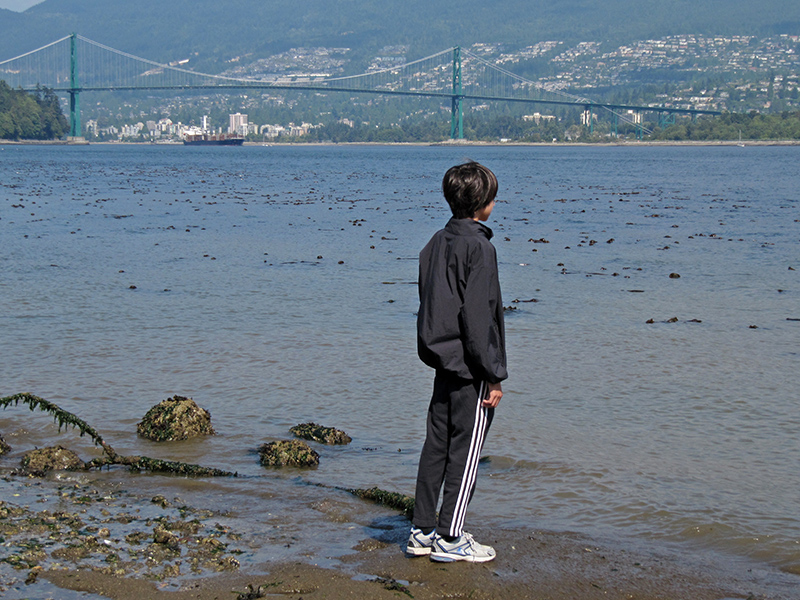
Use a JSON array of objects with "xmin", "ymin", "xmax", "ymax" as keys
[{"xmin": 417, "ymin": 218, "xmax": 508, "ymax": 383}]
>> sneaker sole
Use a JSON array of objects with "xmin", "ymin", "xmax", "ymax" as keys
[
  {"xmin": 430, "ymin": 551, "xmax": 496, "ymax": 563},
  {"xmin": 406, "ymin": 546, "xmax": 432, "ymax": 556}
]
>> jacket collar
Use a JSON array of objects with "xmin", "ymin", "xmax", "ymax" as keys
[{"xmin": 445, "ymin": 217, "xmax": 494, "ymax": 240}]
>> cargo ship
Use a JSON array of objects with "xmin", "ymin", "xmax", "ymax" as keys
[{"xmin": 183, "ymin": 133, "xmax": 244, "ymax": 146}]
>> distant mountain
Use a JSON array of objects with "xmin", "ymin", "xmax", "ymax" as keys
[{"xmin": 1, "ymin": 0, "xmax": 799, "ymax": 71}]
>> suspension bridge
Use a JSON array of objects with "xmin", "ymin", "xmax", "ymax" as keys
[{"xmin": 1, "ymin": 33, "xmax": 720, "ymax": 140}]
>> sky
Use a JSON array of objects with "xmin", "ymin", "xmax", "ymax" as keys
[{"xmin": 0, "ymin": 0, "xmax": 43, "ymax": 11}]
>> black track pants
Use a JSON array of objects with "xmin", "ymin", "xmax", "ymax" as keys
[{"xmin": 412, "ymin": 372, "xmax": 494, "ymax": 538}]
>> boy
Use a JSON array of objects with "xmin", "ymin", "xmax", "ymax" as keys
[{"xmin": 408, "ymin": 161, "xmax": 508, "ymax": 563}]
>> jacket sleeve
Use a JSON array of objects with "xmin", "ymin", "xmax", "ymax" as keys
[{"xmin": 460, "ymin": 242, "xmax": 508, "ymax": 383}]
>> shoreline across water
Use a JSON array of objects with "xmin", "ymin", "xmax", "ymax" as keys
[{"xmin": 3, "ymin": 138, "xmax": 800, "ymax": 147}]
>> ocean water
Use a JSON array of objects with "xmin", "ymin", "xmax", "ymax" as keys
[{"xmin": 1, "ymin": 143, "xmax": 798, "ymax": 580}]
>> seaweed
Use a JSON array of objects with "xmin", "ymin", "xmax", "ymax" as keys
[
  {"xmin": 235, "ymin": 583, "xmax": 282, "ymax": 600},
  {"xmin": 376, "ymin": 576, "xmax": 414, "ymax": 598},
  {"xmin": 1, "ymin": 393, "xmax": 235, "ymax": 477},
  {"xmin": 1, "ymin": 393, "xmax": 108, "ymax": 448},
  {"xmin": 21, "ymin": 446, "xmax": 85, "ymax": 476},
  {"xmin": 137, "ymin": 396, "xmax": 216, "ymax": 442},
  {"xmin": 347, "ymin": 486, "xmax": 415, "ymax": 517},
  {"xmin": 119, "ymin": 456, "xmax": 234, "ymax": 477},
  {"xmin": 2, "ymin": 394, "xmax": 415, "ymax": 518},
  {"xmin": 258, "ymin": 440, "xmax": 319, "ymax": 467},
  {"xmin": 290, "ymin": 422, "xmax": 351, "ymax": 445}
]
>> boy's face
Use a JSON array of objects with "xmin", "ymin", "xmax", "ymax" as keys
[{"xmin": 473, "ymin": 199, "xmax": 495, "ymax": 222}]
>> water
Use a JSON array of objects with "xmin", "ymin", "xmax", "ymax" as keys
[{"xmin": 1, "ymin": 143, "xmax": 798, "ymax": 580}]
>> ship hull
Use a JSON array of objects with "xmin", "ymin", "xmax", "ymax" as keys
[{"xmin": 183, "ymin": 138, "xmax": 244, "ymax": 146}]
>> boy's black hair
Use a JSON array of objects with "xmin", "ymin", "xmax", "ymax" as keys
[{"xmin": 442, "ymin": 161, "xmax": 498, "ymax": 219}]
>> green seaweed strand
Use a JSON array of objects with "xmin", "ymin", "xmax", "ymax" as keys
[
  {"xmin": 1, "ymin": 392, "xmax": 235, "ymax": 478},
  {"xmin": 348, "ymin": 487, "xmax": 415, "ymax": 516},
  {"xmin": 1, "ymin": 392, "xmax": 107, "ymax": 448}
]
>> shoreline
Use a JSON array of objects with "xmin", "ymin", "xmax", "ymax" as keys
[
  {"xmin": 38, "ymin": 531, "xmax": 775, "ymax": 600},
  {"xmin": 2, "ymin": 473, "xmax": 797, "ymax": 600},
  {"xmin": 3, "ymin": 138, "xmax": 800, "ymax": 147},
  {"xmin": 36, "ymin": 520, "xmax": 800, "ymax": 600}
]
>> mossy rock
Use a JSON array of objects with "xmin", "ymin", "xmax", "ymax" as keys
[
  {"xmin": 137, "ymin": 396, "xmax": 216, "ymax": 442},
  {"xmin": 0, "ymin": 432, "xmax": 9, "ymax": 456},
  {"xmin": 350, "ymin": 487, "xmax": 415, "ymax": 517},
  {"xmin": 258, "ymin": 440, "xmax": 319, "ymax": 467},
  {"xmin": 290, "ymin": 422, "xmax": 352, "ymax": 445},
  {"xmin": 21, "ymin": 445, "xmax": 85, "ymax": 475}
]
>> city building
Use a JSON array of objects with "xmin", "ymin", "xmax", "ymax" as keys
[{"xmin": 229, "ymin": 113, "xmax": 248, "ymax": 135}]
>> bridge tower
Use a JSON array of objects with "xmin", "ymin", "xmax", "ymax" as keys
[
  {"xmin": 450, "ymin": 46, "xmax": 463, "ymax": 140},
  {"xmin": 68, "ymin": 33, "xmax": 81, "ymax": 139}
]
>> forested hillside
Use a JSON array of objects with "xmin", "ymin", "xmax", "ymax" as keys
[{"xmin": 1, "ymin": 0, "xmax": 798, "ymax": 69}]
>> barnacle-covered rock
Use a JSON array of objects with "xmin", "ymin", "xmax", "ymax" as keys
[
  {"xmin": 258, "ymin": 440, "xmax": 319, "ymax": 467},
  {"xmin": 137, "ymin": 396, "xmax": 216, "ymax": 442},
  {"xmin": 21, "ymin": 445, "xmax": 85, "ymax": 476},
  {"xmin": 153, "ymin": 525, "xmax": 180, "ymax": 551},
  {"xmin": 0, "ymin": 432, "xmax": 10, "ymax": 456},
  {"xmin": 290, "ymin": 422, "xmax": 351, "ymax": 445}
]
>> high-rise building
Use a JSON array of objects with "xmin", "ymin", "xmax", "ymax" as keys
[{"xmin": 229, "ymin": 113, "xmax": 248, "ymax": 136}]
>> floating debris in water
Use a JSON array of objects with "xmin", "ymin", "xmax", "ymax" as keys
[
  {"xmin": 137, "ymin": 396, "xmax": 216, "ymax": 442},
  {"xmin": 290, "ymin": 422, "xmax": 351, "ymax": 445},
  {"xmin": 645, "ymin": 317, "xmax": 702, "ymax": 324}
]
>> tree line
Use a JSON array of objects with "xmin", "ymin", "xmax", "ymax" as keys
[
  {"xmin": 653, "ymin": 111, "xmax": 800, "ymax": 142},
  {"xmin": 297, "ymin": 111, "xmax": 800, "ymax": 143},
  {"xmin": 0, "ymin": 81, "xmax": 69, "ymax": 140}
]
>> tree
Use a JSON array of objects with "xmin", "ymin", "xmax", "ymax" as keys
[{"xmin": 0, "ymin": 80, "xmax": 69, "ymax": 140}]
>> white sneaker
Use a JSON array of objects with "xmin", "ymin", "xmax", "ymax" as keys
[
  {"xmin": 430, "ymin": 532, "xmax": 496, "ymax": 563},
  {"xmin": 406, "ymin": 527, "xmax": 435, "ymax": 556}
]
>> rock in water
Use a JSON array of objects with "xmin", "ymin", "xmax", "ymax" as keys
[
  {"xmin": 137, "ymin": 396, "xmax": 216, "ymax": 442},
  {"xmin": 0, "ymin": 432, "xmax": 9, "ymax": 456},
  {"xmin": 258, "ymin": 440, "xmax": 319, "ymax": 467},
  {"xmin": 290, "ymin": 422, "xmax": 351, "ymax": 445},
  {"xmin": 21, "ymin": 446, "xmax": 85, "ymax": 475}
]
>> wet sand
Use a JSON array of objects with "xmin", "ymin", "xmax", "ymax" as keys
[
  {"xmin": 2, "ymin": 472, "xmax": 781, "ymax": 600},
  {"xmin": 40, "ymin": 527, "xmax": 771, "ymax": 600},
  {"xmin": 1, "ymin": 479, "xmax": 787, "ymax": 600}
]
